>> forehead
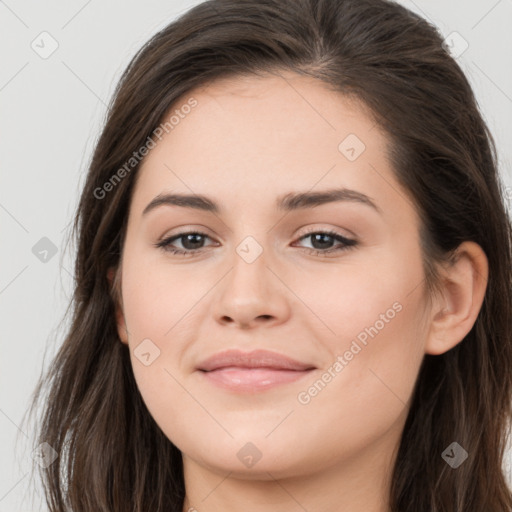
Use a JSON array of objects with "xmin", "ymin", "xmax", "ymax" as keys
[{"xmin": 129, "ymin": 71, "xmax": 414, "ymax": 226}]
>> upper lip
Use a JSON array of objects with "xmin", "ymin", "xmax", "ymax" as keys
[{"xmin": 196, "ymin": 349, "xmax": 316, "ymax": 372}]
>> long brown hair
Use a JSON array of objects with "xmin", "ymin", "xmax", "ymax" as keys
[{"xmin": 23, "ymin": 0, "xmax": 512, "ymax": 510}]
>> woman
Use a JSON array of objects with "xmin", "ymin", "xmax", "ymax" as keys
[{"xmin": 25, "ymin": 0, "xmax": 512, "ymax": 510}]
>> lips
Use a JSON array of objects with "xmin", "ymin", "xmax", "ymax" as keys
[
  {"xmin": 196, "ymin": 349, "xmax": 316, "ymax": 392},
  {"xmin": 196, "ymin": 349, "xmax": 316, "ymax": 372}
]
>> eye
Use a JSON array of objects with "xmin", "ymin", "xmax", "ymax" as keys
[
  {"xmin": 293, "ymin": 229, "xmax": 358, "ymax": 256},
  {"xmin": 155, "ymin": 231, "xmax": 215, "ymax": 256}
]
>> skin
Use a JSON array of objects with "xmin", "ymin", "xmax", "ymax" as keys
[{"xmin": 110, "ymin": 71, "xmax": 488, "ymax": 512}]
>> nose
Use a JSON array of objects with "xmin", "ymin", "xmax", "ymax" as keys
[{"xmin": 212, "ymin": 246, "xmax": 291, "ymax": 329}]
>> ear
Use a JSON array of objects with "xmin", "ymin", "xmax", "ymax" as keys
[
  {"xmin": 425, "ymin": 241, "xmax": 488, "ymax": 355},
  {"xmin": 107, "ymin": 266, "xmax": 129, "ymax": 345}
]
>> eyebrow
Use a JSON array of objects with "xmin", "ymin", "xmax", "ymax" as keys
[{"xmin": 142, "ymin": 188, "xmax": 382, "ymax": 216}]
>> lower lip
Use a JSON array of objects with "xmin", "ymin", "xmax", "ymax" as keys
[{"xmin": 198, "ymin": 367, "xmax": 314, "ymax": 392}]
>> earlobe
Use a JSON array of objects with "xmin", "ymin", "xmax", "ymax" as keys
[
  {"xmin": 107, "ymin": 266, "xmax": 129, "ymax": 345},
  {"xmin": 425, "ymin": 241, "xmax": 488, "ymax": 355}
]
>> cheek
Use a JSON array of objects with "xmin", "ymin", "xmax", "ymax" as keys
[
  {"xmin": 300, "ymin": 270, "xmax": 426, "ymax": 425},
  {"xmin": 293, "ymin": 249, "xmax": 426, "ymax": 414},
  {"xmin": 118, "ymin": 253, "xmax": 195, "ymax": 421},
  {"xmin": 289, "ymin": 295, "xmax": 425, "ymax": 469},
  {"xmin": 121, "ymin": 253, "xmax": 203, "ymax": 341},
  {"xmin": 284, "ymin": 249, "xmax": 423, "ymax": 354}
]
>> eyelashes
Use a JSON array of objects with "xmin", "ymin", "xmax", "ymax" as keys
[{"xmin": 154, "ymin": 229, "xmax": 358, "ymax": 258}]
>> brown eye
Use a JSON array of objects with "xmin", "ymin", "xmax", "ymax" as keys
[
  {"xmin": 294, "ymin": 230, "xmax": 358, "ymax": 256},
  {"xmin": 155, "ymin": 231, "xmax": 214, "ymax": 255}
]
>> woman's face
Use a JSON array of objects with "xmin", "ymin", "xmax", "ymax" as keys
[{"xmin": 115, "ymin": 71, "xmax": 431, "ymax": 479}]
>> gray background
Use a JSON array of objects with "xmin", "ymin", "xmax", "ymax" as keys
[{"xmin": 1, "ymin": 0, "xmax": 511, "ymax": 509}]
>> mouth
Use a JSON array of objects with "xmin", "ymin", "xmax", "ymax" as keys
[
  {"xmin": 198, "ymin": 366, "xmax": 315, "ymax": 392},
  {"xmin": 196, "ymin": 349, "xmax": 316, "ymax": 392}
]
